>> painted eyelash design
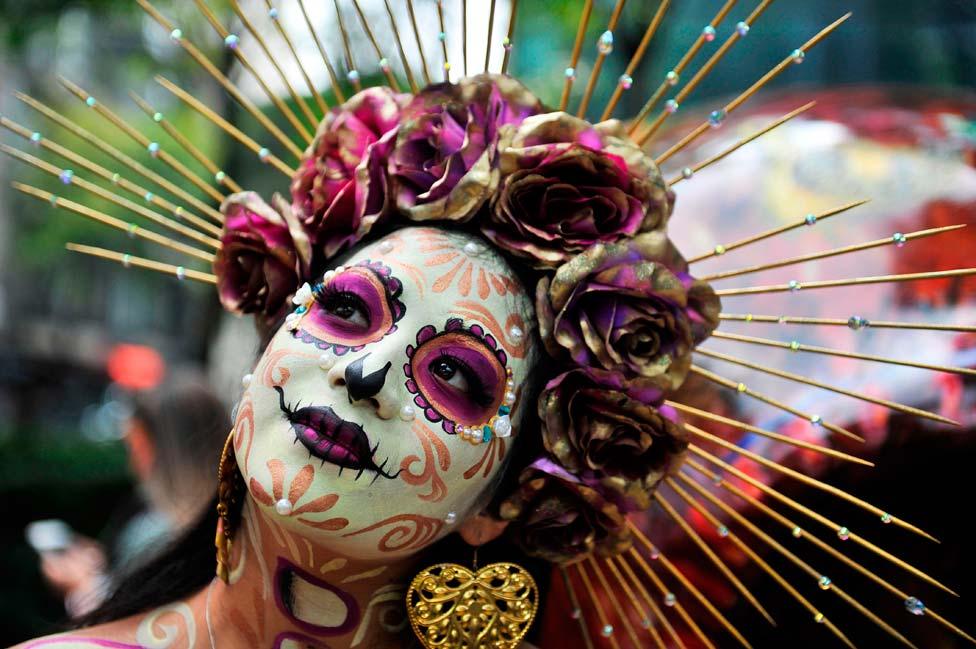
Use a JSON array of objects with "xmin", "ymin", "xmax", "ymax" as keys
[
  {"xmin": 404, "ymin": 317, "xmax": 512, "ymax": 437},
  {"xmin": 291, "ymin": 259, "xmax": 406, "ymax": 356}
]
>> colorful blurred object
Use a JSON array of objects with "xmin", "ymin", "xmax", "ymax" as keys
[{"xmin": 105, "ymin": 344, "xmax": 165, "ymax": 391}]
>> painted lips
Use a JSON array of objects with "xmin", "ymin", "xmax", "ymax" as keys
[{"xmin": 274, "ymin": 386, "xmax": 399, "ymax": 481}]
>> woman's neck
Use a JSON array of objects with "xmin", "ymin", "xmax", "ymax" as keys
[{"xmin": 200, "ymin": 498, "xmax": 417, "ymax": 648}]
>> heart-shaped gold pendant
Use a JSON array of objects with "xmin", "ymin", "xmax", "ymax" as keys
[{"xmin": 406, "ymin": 562, "xmax": 539, "ymax": 649}]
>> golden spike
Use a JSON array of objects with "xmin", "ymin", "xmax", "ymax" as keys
[
  {"xmin": 654, "ymin": 491, "xmax": 775, "ymax": 626},
  {"xmin": 664, "ymin": 477, "xmax": 859, "ymax": 649},
  {"xmin": 602, "ymin": 557, "xmax": 667, "ymax": 649},
  {"xmin": 576, "ymin": 0, "xmax": 627, "ymax": 119},
  {"xmin": 702, "ymin": 224, "xmax": 966, "ymax": 281},
  {"xmin": 298, "ymin": 0, "xmax": 346, "ymax": 104},
  {"xmin": 484, "ymin": 0, "xmax": 498, "ymax": 73},
  {"xmin": 684, "ymin": 463, "xmax": 976, "ymax": 646},
  {"xmin": 559, "ymin": 567, "xmax": 596, "ymax": 649},
  {"xmin": 664, "ymin": 399, "xmax": 873, "ymax": 466},
  {"xmin": 655, "ymin": 12, "xmax": 853, "ymax": 164},
  {"xmin": 613, "ymin": 556, "xmax": 686, "ymax": 649},
  {"xmin": 16, "ymin": 92, "xmax": 226, "ymax": 226},
  {"xmin": 350, "ymin": 0, "xmax": 402, "ymax": 91},
  {"xmin": 638, "ymin": 0, "xmax": 776, "ymax": 146},
  {"xmin": 559, "ymin": 0, "xmax": 594, "ymax": 112},
  {"xmin": 587, "ymin": 556, "xmax": 642, "ymax": 648},
  {"xmin": 406, "ymin": 0, "xmax": 432, "ymax": 86},
  {"xmin": 129, "ymin": 92, "xmax": 244, "ymax": 195},
  {"xmin": 667, "ymin": 102, "xmax": 815, "ymax": 184},
  {"xmin": 626, "ymin": 546, "xmax": 719, "ymax": 649},
  {"xmin": 574, "ymin": 562, "xmax": 622, "ymax": 649},
  {"xmin": 462, "ymin": 0, "xmax": 469, "ymax": 76},
  {"xmin": 695, "ymin": 347, "xmax": 960, "ymax": 426},
  {"xmin": 688, "ymin": 199, "xmax": 869, "ymax": 264},
  {"xmin": 262, "ymin": 0, "xmax": 328, "ymax": 115},
  {"xmin": 720, "ymin": 312, "xmax": 976, "ymax": 333},
  {"xmin": 59, "ymin": 77, "xmax": 226, "ymax": 206},
  {"xmin": 156, "ymin": 76, "xmax": 296, "ymax": 178},
  {"xmin": 228, "ymin": 0, "xmax": 318, "ymax": 129},
  {"xmin": 715, "ymin": 267, "xmax": 976, "ymax": 297},
  {"xmin": 683, "ymin": 421, "xmax": 936, "ymax": 543},
  {"xmin": 673, "ymin": 472, "xmax": 866, "ymax": 649},
  {"xmin": 14, "ymin": 184, "xmax": 214, "ymax": 264},
  {"xmin": 436, "ymin": 0, "xmax": 450, "ymax": 81},
  {"xmin": 689, "ymin": 364, "xmax": 864, "ymax": 443},
  {"xmin": 66, "ymin": 243, "xmax": 217, "ymax": 284},
  {"xmin": 137, "ymin": 0, "xmax": 303, "ymax": 160},
  {"xmin": 383, "ymin": 0, "xmax": 419, "ymax": 94},
  {"xmin": 600, "ymin": 0, "xmax": 671, "ymax": 121},
  {"xmin": 0, "ymin": 116, "xmax": 221, "ymax": 239},
  {"xmin": 627, "ymin": 0, "xmax": 739, "ymax": 136},
  {"xmin": 711, "ymin": 330, "xmax": 976, "ymax": 379},
  {"xmin": 2, "ymin": 145, "xmax": 221, "ymax": 250},
  {"xmin": 332, "ymin": 0, "xmax": 361, "ymax": 93},
  {"xmin": 501, "ymin": 0, "xmax": 519, "ymax": 74},
  {"xmin": 192, "ymin": 0, "xmax": 313, "ymax": 144},
  {"xmin": 686, "ymin": 448, "xmax": 958, "ymax": 597}
]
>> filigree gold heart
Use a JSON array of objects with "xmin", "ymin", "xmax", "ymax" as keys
[{"xmin": 406, "ymin": 562, "xmax": 539, "ymax": 649}]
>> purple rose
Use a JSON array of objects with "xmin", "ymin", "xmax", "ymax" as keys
[
  {"xmin": 214, "ymin": 192, "xmax": 310, "ymax": 323},
  {"xmin": 291, "ymin": 87, "xmax": 409, "ymax": 260},
  {"xmin": 499, "ymin": 458, "xmax": 630, "ymax": 564},
  {"xmin": 389, "ymin": 74, "xmax": 543, "ymax": 222},
  {"xmin": 536, "ymin": 231, "xmax": 720, "ymax": 391},
  {"xmin": 538, "ymin": 368, "xmax": 688, "ymax": 510},
  {"xmin": 483, "ymin": 114, "xmax": 672, "ymax": 268}
]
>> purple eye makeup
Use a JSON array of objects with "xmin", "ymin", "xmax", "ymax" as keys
[
  {"xmin": 288, "ymin": 260, "xmax": 406, "ymax": 356},
  {"xmin": 404, "ymin": 318, "xmax": 516, "ymax": 443}
]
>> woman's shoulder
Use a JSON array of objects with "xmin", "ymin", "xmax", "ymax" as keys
[{"xmin": 10, "ymin": 618, "xmax": 151, "ymax": 649}]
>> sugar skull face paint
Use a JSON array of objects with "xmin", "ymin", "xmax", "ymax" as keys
[{"xmin": 237, "ymin": 227, "xmax": 536, "ymax": 561}]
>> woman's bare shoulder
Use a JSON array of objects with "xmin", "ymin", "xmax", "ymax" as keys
[{"xmin": 9, "ymin": 618, "xmax": 147, "ymax": 649}]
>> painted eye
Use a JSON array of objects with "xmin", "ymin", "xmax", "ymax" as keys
[
  {"xmin": 297, "ymin": 264, "xmax": 405, "ymax": 352},
  {"xmin": 407, "ymin": 328, "xmax": 506, "ymax": 429},
  {"xmin": 321, "ymin": 292, "xmax": 369, "ymax": 328}
]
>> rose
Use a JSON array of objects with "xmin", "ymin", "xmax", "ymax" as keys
[
  {"xmin": 389, "ymin": 74, "xmax": 543, "ymax": 222},
  {"xmin": 483, "ymin": 113, "xmax": 672, "ymax": 268},
  {"xmin": 290, "ymin": 87, "xmax": 409, "ymax": 260},
  {"xmin": 500, "ymin": 459, "xmax": 630, "ymax": 564},
  {"xmin": 536, "ymin": 231, "xmax": 720, "ymax": 391},
  {"xmin": 214, "ymin": 192, "xmax": 310, "ymax": 324},
  {"xmin": 539, "ymin": 368, "xmax": 687, "ymax": 509}
]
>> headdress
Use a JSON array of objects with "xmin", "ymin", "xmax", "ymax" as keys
[{"xmin": 3, "ymin": 0, "xmax": 974, "ymax": 647}]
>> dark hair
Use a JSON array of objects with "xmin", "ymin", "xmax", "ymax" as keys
[
  {"xmin": 80, "ymin": 224, "xmax": 550, "ymax": 630},
  {"xmin": 130, "ymin": 369, "xmax": 231, "ymax": 520}
]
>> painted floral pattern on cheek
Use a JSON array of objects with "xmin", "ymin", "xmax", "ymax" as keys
[
  {"xmin": 404, "ymin": 318, "xmax": 510, "ymax": 435},
  {"xmin": 293, "ymin": 259, "xmax": 406, "ymax": 356},
  {"xmin": 250, "ymin": 460, "xmax": 349, "ymax": 531}
]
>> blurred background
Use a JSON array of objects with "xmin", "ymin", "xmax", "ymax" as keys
[{"xmin": 1, "ymin": 0, "xmax": 975, "ymax": 646}]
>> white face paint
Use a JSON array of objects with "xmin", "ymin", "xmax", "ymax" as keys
[{"xmin": 234, "ymin": 227, "xmax": 537, "ymax": 561}]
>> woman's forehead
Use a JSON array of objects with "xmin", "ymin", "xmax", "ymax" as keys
[{"xmin": 347, "ymin": 227, "xmax": 533, "ymax": 319}]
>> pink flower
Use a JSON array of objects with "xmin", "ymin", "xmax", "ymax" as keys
[
  {"xmin": 214, "ymin": 192, "xmax": 310, "ymax": 324},
  {"xmin": 483, "ymin": 113, "xmax": 673, "ymax": 268},
  {"xmin": 291, "ymin": 87, "xmax": 409, "ymax": 260}
]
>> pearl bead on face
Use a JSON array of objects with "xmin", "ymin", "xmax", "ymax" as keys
[
  {"xmin": 399, "ymin": 405, "xmax": 416, "ymax": 421},
  {"xmin": 319, "ymin": 354, "xmax": 336, "ymax": 371},
  {"xmin": 275, "ymin": 498, "xmax": 293, "ymax": 516}
]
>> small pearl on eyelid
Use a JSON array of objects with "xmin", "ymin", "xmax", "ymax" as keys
[
  {"xmin": 274, "ymin": 498, "xmax": 293, "ymax": 516},
  {"xmin": 399, "ymin": 405, "xmax": 416, "ymax": 421},
  {"xmin": 242, "ymin": 373, "xmax": 252, "ymax": 388}
]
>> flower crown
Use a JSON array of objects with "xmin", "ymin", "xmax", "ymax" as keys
[{"xmin": 215, "ymin": 73, "xmax": 719, "ymax": 565}]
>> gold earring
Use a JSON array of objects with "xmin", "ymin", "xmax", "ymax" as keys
[
  {"xmin": 215, "ymin": 428, "xmax": 245, "ymax": 583},
  {"xmin": 405, "ymin": 551, "xmax": 539, "ymax": 648}
]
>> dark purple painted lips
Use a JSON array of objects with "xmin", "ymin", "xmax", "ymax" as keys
[{"xmin": 274, "ymin": 386, "xmax": 399, "ymax": 481}]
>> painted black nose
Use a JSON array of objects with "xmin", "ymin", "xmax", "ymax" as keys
[{"xmin": 345, "ymin": 354, "xmax": 392, "ymax": 403}]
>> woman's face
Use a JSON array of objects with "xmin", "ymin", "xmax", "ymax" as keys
[{"xmin": 235, "ymin": 227, "xmax": 536, "ymax": 561}]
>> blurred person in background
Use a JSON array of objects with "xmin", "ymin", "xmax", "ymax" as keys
[{"xmin": 37, "ymin": 370, "xmax": 230, "ymax": 619}]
